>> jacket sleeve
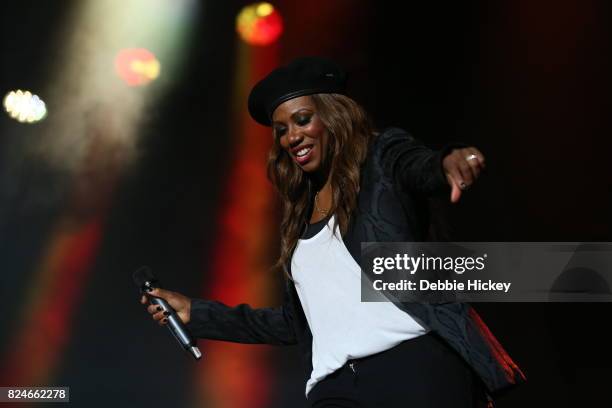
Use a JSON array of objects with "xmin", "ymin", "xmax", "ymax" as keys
[
  {"xmin": 185, "ymin": 286, "xmax": 298, "ymax": 346},
  {"xmin": 377, "ymin": 127, "xmax": 461, "ymax": 196}
]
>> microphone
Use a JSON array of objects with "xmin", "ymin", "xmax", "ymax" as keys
[{"xmin": 133, "ymin": 266, "xmax": 202, "ymax": 360}]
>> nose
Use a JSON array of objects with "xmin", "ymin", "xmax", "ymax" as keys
[{"xmin": 287, "ymin": 126, "xmax": 303, "ymax": 147}]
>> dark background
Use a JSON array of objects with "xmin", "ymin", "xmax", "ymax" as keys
[{"xmin": 1, "ymin": 1, "xmax": 610, "ymax": 407}]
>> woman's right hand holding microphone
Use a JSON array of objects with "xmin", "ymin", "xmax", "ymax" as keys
[{"xmin": 141, "ymin": 288, "xmax": 192, "ymax": 326}]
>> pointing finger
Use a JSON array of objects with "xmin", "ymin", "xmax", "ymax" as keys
[{"xmin": 447, "ymin": 174, "xmax": 462, "ymax": 203}]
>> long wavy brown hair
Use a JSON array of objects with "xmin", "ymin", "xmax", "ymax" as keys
[{"xmin": 266, "ymin": 93, "xmax": 376, "ymax": 277}]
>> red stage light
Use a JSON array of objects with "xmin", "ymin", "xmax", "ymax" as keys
[{"xmin": 236, "ymin": 3, "xmax": 284, "ymax": 46}]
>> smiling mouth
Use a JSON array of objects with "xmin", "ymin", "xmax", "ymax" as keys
[
  {"xmin": 293, "ymin": 144, "xmax": 314, "ymax": 165},
  {"xmin": 296, "ymin": 146, "xmax": 312, "ymax": 157}
]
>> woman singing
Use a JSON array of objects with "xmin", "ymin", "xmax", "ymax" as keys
[{"xmin": 140, "ymin": 57, "xmax": 525, "ymax": 407}]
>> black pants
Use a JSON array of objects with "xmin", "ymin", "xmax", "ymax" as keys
[{"xmin": 308, "ymin": 333, "xmax": 486, "ymax": 408}]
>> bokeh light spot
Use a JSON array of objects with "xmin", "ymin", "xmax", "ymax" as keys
[
  {"xmin": 3, "ymin": 90, "xmax": 47, "ymax": 123},
  {"xmin": 115, "ymin": 48, "xmax": 161, "ymax": 86},
  {"xmin": 236, "ymin": 2, "xmax": 283, "ymax": 46}
]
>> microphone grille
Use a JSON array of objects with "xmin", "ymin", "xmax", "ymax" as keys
[{"xmin": 132, "ymin": 266, "xmax": 157, "ymax": 288}]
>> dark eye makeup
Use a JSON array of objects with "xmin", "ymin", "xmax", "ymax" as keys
[
  {"xmin": 274, "ymin": 126, "xmax": 287, "ymax": 138},
  {"xmin": 295, "ymin": 115, "xmax": 312, "ymax": 126},
  {"xmin": 272, "ymin": 110, "xmax": 313, "ymax": 138}
]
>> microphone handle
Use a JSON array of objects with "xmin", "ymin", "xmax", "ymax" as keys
[{"xmin": 149, "ymin": 296, "xmax": 202, "ymax": 360}]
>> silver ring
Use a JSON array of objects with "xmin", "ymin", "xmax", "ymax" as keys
[{"xmin": 466, "ymin": 154, "xmax": 478, "ymax": 161}]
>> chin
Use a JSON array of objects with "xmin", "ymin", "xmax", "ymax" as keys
[{"xmin": 300, "ymin": 160, "xmax": 320, "ymax": 173}]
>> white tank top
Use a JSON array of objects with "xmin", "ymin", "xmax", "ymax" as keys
[{"xmin": 291, "ymin": 215, "xmax": 428, "ymax": 397}]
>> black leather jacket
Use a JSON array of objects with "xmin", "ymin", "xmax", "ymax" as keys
[{"xmin": 186, "ymin": 127, "xmax": 526, "ymax": 400}]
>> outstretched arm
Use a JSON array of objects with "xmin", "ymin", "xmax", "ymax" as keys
[
  {"xmin": 141, "ymin": 287, "xmax": 297, "ymax": 346},
  {"xmin": 378, "ymin": 128, "xmax": 485, "ymax": 202}
]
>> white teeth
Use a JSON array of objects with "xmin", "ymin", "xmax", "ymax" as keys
[{"xmin": 296, "ymin": 146, "xmax": 312, "ymax": 157}]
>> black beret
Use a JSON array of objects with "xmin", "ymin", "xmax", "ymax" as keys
[{"xmin": 248, "ymin": 56, "xmax": 348, "ymax": 126}]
